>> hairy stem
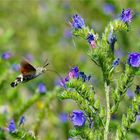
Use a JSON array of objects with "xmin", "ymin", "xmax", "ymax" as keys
[{"xmin": 104, "ymin": 82, "xmax": 110, "ymax": 140}]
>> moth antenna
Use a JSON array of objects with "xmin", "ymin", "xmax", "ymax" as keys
[
  {"xmin": 46, "ymin": 69, "xmax": 63, "ymax": 80},
  {"xmin": 43, "ymin": 62, "xmax": 49, "ymax": 68},
  {"xmin": 43, "ymin": 58, "xmax": 49, "ymax": 67}
]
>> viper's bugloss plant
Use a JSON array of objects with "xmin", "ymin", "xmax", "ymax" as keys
[
  {"xmin": 0, "ymin": 3, "xmax": 140, "ymax": 140},
  {"xmin": 58, "ymin": 9, "xmax": 140, "ymax": 140}
]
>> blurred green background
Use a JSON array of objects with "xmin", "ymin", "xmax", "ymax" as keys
[{"xmin": 0, "ymin": 0, "xmax": 140, "ymax": 140}]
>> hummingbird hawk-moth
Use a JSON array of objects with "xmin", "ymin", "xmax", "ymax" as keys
[{"xmin": 10, "ymin": 59, "xmax": 49, "ymax": 87}]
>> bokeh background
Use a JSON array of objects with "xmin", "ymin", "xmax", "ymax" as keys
[{"xmin": 0, "ymin": 0, "xmax": 140, "ymax": 140}]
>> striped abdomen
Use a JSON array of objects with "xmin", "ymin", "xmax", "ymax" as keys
[{"xmin": 10, "ymin": 74, "xmax": 36, "ymax": 87}]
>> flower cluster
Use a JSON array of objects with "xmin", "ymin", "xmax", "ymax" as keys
[
  {"xmin": 69, "ymin": 110, "xmax": 86, "ymax": 127},
  {"xmin": 8, "ymin": 119, "xmax": 16, "ymax": 133},
  {"xmin": 72, "ymin": 14, "xmax": 85, "ymax": 29},
  {"xmin": 120, "ymin": 9, "xmax": 132, "ymax": 23},
  {"xmin": 59, "ymin": 66, "xmax": 91, "ymax": 88}
]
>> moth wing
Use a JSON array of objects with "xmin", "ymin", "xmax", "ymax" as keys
[{"xmin": 20, "ymin": 59, "xmax": 36, "ymax": 76}]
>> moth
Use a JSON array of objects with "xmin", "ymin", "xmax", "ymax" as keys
[{"xmin": 11, "ymin": 59, "xmax": 49, "ymax": 87}]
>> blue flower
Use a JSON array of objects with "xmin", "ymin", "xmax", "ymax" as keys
[
  {"xmin": 79, "ymin": 72, "xmax": 91, "ymax": 82},
  {"xmin": 59, "ymin": 113, "xmax": 68, "ymax": 123},
  {"xmin": 19, "ymin": 116, "xmax": 25, "ymax": 126},
  {"xmin": 72, "ymin": 14, "xmax": 85, "ymax": 29},
  {"xmin": 128, "ymin": 52, "xmax": 140, "ymax": 68},
  {"xmin": 8, "ymin": 119, "xmax": 16, "ymax": 133},
  {"xmin": 38, "ymin": 83, "xmax": 47, "ymax": 94},
  {"xmin": 121, "ymin": 9, "xmax": 132, "ymax": 23},
  {"xmin": 87, "ymin": 34, "xmax": 96, "ymax": 48},
  {"xmin": 103, "ymin": 4, "xmax": 114, "ymax": 15},
  {"xmin": 87, "ymin": 34, "xmax": 94, "ymax": 44},
  {"xmin": 127, "ymin": 89, "xmax": 135, "ymax": 99},
  {"xmin": 112, "ymin": 58, "xmax": 120, "ymax": 68},
  {"xmin": 70, "ymin": 110, "xmax": 86, "ymax": 127},
  {"xmin": 1, "ymin": 52, "xmax": 12, "ymax": 60}
]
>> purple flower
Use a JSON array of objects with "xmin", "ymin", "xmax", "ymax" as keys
[
  {"xmin": 128, "ymin": 52, "xmax": 140, "ymax": 68},
  {"xmin": 103, "ymin": 4, "xmax": 114, "ymax": 15},
  {"xmin": 38, "ymin": 83, "xmax": 47, "ymax": 94},
  {"xmin": 8, "ymin": 119, "xmax": 16, "ymax": 133},
  {"xmin": 59, "ymin": 66, "xmax": 91, "ymax": 88},
  {"xmin": 127, "ymin": 89, "xmax": 135, "ymax": 98},
  {"xmin": 70, "ymin": 110, "xmax": 86, "ymax": 127},
  {"xmin": 59, "ymin": 78, "xmax": 67, "ymax": 88},
  {"xmin": 68, "ymin": 66, "xmax": 79, "ymax": 79},
  {"xmin": 121, "ymin": 9, "xmax": 132, "ymax": 23},
  {"xmin": 19, "ymin": 116, "xmax": 25, "ymax": 126},
  {"xmin": 72, "ymin": 14, "xmax": 85, "ymax": 29},
  {"xmin": 112, "ymin": 58, "xmax": 120, "ymax": 68},
  {"xmin": 1, "ymin": 52, "xmax": 12, "ymax": 60},
  {"xmin": 59, "ymin": 113, "xmax": 68, "ymax": 123}
]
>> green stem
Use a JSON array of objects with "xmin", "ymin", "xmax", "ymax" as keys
[
  {"xmin": 34, "ymin": 92, "xmax": 56, "ymax": 136},
  {"xmin": 104, "ymin": 82, "xmax": 110, "ymax": 140}
]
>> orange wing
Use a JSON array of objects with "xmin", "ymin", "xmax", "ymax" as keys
[{"xmin": 20, "ymin": 59, "xmax": 36, "ymax": 76}]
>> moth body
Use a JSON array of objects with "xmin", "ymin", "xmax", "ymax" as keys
[{"xmin": 10, "ymin": 59, "xmax": 49, "ymax": 88}]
